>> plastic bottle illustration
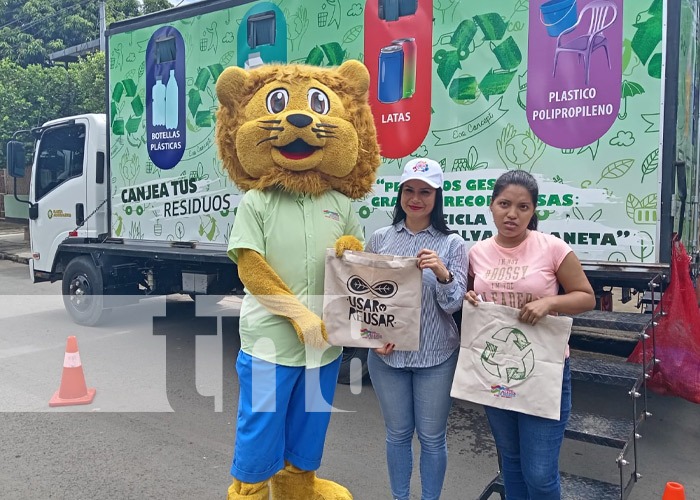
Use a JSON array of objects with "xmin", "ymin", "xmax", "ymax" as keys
[
  {"xmin": 152, "ymin": 75, "xmax": 166, "ymax": 126},
  {"xmin": 165, "ymin": 69, "xmax": 179, "ymax": 129}
]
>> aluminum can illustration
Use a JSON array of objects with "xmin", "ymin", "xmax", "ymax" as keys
[
  {"xmin": 378, "ymin": 44, "xmax": 404, "ymax": 104},
  {"xmin": 392, "ymin": 38, "xmax": 416, "ymax": 98}
]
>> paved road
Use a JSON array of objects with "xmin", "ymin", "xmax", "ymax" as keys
[
  {"xmin": 0, "ymin": 229, "xmax": 31, "ymax": 263},
  {"xmin": 0, "ymin": 259, "xmax": 698, "ymax": 499}
]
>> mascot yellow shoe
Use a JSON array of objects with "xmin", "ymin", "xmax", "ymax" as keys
[
  {"xmin": 215, "ymin": 60, "xmax": 379, "ymax": 500},
  {"xmin": 226, "ymin": 479, "xmax": 269, "ymax": 500},
  {"xmin": 270, "ymin": 462, "xmax": 351, "ymax": 500}
]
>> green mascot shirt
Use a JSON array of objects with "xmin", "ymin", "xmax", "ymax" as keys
[{"xmin": 228, "ymin": 188, "xmax": 364, "ymax": 367}]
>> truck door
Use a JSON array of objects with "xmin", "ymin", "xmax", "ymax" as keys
[{"xmin": 30, "ymin": 121, "xmax": 88, "ymax": 273}]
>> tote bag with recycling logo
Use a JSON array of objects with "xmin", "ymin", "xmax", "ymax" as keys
[{"xmin": 451, "ymin": 301, "xmax": 572, "ymax": 420}]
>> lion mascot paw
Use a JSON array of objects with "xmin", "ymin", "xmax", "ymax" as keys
[{"xmin": 216, "ymin": 60, "xmax": 380, "ymax": 500}]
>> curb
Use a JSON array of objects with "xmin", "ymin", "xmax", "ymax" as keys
[{"xmin": 0, "ymin": 252, "xmax": 30, "ymax": 265}]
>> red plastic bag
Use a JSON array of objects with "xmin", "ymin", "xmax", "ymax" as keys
[{"xmin": 628, "ymin": 241, "xmax": 700, "ymax": 404}]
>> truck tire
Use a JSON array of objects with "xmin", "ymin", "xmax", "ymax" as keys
[
  {"xmin": 337, "ymin": 347, "xmax": 369, "ymax": 385},
  {"xmin": 62, "ymin": 256, "xmax": 111, "ymax": 326}
]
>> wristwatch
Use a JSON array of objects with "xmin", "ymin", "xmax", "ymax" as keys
[{"xmin": 438, "ymin": 270, "xmax": 454, "ymax": 284}]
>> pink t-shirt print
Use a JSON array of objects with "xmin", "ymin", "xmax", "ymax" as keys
[{"xmin": 469, "ymin": 231, "xmax": 572, "ymax": 308}]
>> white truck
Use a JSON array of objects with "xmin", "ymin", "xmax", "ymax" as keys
[
  {"xmin": 7, "ymin": 0, "xmax": 697, "ymax": 332},
  {"xmin": 5, "ymin": 0, "xmax": 700, "ymax": 494},
  {"xmin": 6, "ymin": 0, "xmax": 698, "ymax": 345}
]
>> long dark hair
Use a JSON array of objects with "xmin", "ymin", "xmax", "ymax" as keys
[
  {"xmin": 492, "ymin": 170, "xmax": 539, "ymax": 230},
  {"xmin": 392, "ymin": 187, "xmax": 457, "ymax": 235}
]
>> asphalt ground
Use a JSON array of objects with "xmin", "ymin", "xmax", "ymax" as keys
[
  {"xmin": 0, "ymin": 259, "xmax": 699, "ymax": 499},
  {"xmin": 0, "ymin": 219, "xmax": 30, "ymax": 264}
]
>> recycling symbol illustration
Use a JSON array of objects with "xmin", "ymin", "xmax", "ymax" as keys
[
  {"xmin": 480, "ymin": 326, "xmax": 535, "ymax": 383},
  {"xmin": 434, "ymin": 12, "xmax": 522, "ymax": 104},
  {"xmin": 303, "ymin": 42, "xmax": 346, "ymax": 67},
  {"xmin": 187, "ymin": 63, "xmax": 224, "ymax": 130},
  {"xmin": 111, "ymin": 77, "xmax": 144, "ymax": 139}
]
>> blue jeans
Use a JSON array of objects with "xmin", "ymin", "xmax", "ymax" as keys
[
  {"xmin": 368, "ymin": 349, "xmax": 458, "ymax": 500},
  {"xmin": 484, "ymin": 358, "xmax": 572, "ymax": 500}
]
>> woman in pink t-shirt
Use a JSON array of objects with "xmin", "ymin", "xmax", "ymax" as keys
[{"xmin": 465, "ymin": 170, "xmax": 595, "ymax": 500}]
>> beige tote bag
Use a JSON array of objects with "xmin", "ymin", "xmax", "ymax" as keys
[
  {"xmin": 323, "ymin": 249, "xmax": 422, "ymax": 350},
  {"xmin": 451, "ymin": 301, "xmax": 572, "ymax": 420}
]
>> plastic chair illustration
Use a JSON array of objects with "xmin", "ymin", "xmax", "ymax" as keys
[{"xmin": 552, "ymin": 0, "xmax": 618, "ymax": 85}]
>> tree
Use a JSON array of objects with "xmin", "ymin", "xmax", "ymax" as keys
[
  {"xmin": 66, "ymin": 52, "xmax": 107, "ymax": 115},
  {"xmin": 0, "ymin": 0, "xmax": 173, "ymax": 165},
  {"xmin": 0, "ymin": 53, "xmax": 106, "ymax": 166},
  {"xmin": 0, "ymin": 0, "xmax": 154, "ymax": 66},
  {"xmin": 142, "ymin": 0, "xmax": 173, "ymax": 15}
]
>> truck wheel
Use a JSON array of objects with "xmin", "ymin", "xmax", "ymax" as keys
[
  {"xmin": 62, "ymin": 256, "xmax": 111, "ymax": 326},
  {"xmin": 337, "ymin": 347, "xmax": 369, "ymax": 385}
]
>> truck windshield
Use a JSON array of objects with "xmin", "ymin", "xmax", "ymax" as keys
[{"xmin": 35, "ymin": 124, "xmax": 85, "ymax": 201}]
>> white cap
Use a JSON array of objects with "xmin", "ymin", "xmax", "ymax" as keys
[{"xmin": 400, "ymin": 158, "xmax": 443, "ymax": 189}]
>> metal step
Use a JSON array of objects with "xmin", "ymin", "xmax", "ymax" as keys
[
  {"xmin": 570, "ymin": 325, "xmax": 641, "ymax": 343},
  {"xmin": 563, "ymin": 472, "xmax": 621, "ymax": 499},
  {"xmin": 571, "ymin": 310, "xmax": 651, "ymax": 332},
  {"xmin": 569, "ymin": 350, "xmax": 643, "ymax": 387},
  {"xmin": 566, "ymin": 410, "xmax": 633, "ymax": 449},
  {"xmin": 477, "ymin": 471, "xmax": 621, "ymax": 500},
  {"xmin": 569, "ymin": 326, "xmax": 639, "ymax": 357}
]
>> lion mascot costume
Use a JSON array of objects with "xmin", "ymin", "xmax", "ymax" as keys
[{"xmin": 215, "ymin": 60, "xmax": 380, "ymax": 499}]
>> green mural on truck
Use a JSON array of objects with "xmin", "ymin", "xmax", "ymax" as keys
[{"xmin": 107, "ymin": 0, "xmax": 688, "ymax": 263}]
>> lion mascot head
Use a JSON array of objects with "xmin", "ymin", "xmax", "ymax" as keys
[{"xmin": 215, "ymin": 60, "xmax": 380, "ymax": 199}]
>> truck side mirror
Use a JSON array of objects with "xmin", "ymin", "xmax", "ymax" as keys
[{"xmin": 7, "ymin": 140, "xmax": 26, "ymax": 178}]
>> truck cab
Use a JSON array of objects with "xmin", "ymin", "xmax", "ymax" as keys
[
  {"xmin": 7, "ymin": 111, "xmax": 240, "ymax": 326},
  {"xmin": 27, "ymin": 114, "xmax": 108, "ymax": 282}
]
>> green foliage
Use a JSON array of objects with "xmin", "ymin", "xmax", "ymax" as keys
[
  {"xmin": 0, "ymin": 0, "xmax": 162, "ymax": 66},
  {"xmin": 67, "ymin": 52, "xmax": 107, "ymax": 114},
  {"xmin": 0, "ymin": 52, "xmax": 106, "ymax": 166},
  {"xmin": 1, "ymin": 0, "xmax": 172, "ymax": 166},
  {"xmin": 142, "ymin": 0, "xmax": 172, "ymax": 15}
]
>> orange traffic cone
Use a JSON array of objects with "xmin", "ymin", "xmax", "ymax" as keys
[
  {"xmin": 49, "ymin": 336, "xmax": 96, "ymax": 407},
  {"xmin": 662, "ymin": 482, "xmax": 685, "ymax": 499}
]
